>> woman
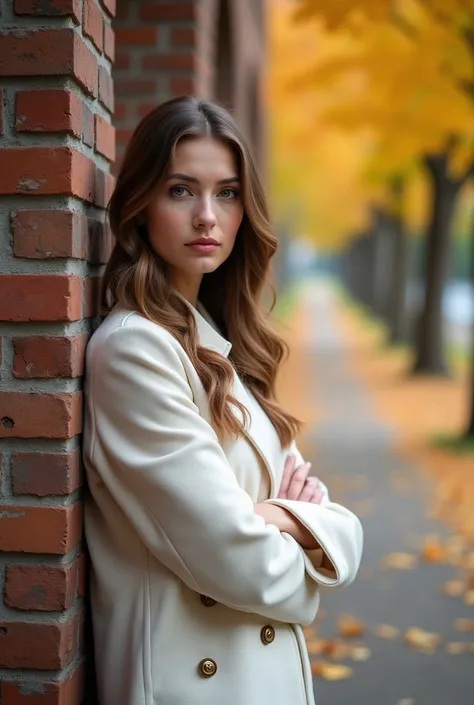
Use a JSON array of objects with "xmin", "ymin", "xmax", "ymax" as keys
[{"xmin": 83, "ymin": 96, "xmax": 363, "ymax": 705}]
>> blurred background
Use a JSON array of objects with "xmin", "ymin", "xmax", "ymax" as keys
[{"xmin": 268, "ymin": 2, "xmax": 474, "ymax": 703}]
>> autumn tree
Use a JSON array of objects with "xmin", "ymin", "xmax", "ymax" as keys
[{"xmin": 294, "ymin": 0, "xmax": 474, "ymax": 376}]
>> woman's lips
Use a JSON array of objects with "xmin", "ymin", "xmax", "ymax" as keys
[{"xmin": 186, "ymin": 243, "xmax": 219, "ymax": 253}]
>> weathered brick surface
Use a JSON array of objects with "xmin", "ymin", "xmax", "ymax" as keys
[
  {"xmin": 0, "ymin": 614, "xmax": 81, "ymax": 669},
  {"xmin": 11, "ymin": 210, "xmax": 87, "ymax": 259},
  {"xmin": 5, "ymin": 557, "xmax": 81, "ymax": 610},
  {"xmin": 0, "ymin": 147, "xmax": 95, "ymax": 200},
  {"xmin": 84, "ymin": 0, "xmax": 104, "ymax": 51},
  {"xmin": 1, "ymin": 661, "xmax": 84, "ymax": 705},
  {"xmin": 13, "ymin": 335, "xmax": 88, "ymax": 378},
  {"xmin": 0, "ymin": 391, "xmax": 82, "ymax": 439},
  {"xmin": 0, "ymin": 502, "xmax": 82, "ymax": 554},
  {"xmin": 0, "ymin": 275, "xmax": 82, "ymax": 322},
  {"xmin": 15, "ymin": 90, "xmax": 83, "ymax": 136},
  {"xmin": 95, "ymin": 114, "xmax": 116, "ymax": 161},
  {"xmin": 11, "ymin": 449, "xmax": 83, "ymax": 496},
  {"xmin": 14, "ymin": 0, "xmax": 81, "ymax": 22}
]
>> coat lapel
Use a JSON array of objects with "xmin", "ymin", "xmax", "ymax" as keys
[{"xmin": 185, "ymin": 300, "xmax": 281, "ymax": 497}]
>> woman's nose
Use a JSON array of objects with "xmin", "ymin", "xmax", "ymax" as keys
[{"xmin": 193, "ymin": 197, "xmax": 217, "ymax": 229}]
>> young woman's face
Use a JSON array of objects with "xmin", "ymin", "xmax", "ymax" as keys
[{"xmin": 145, "ymin": 136, "xmax": 244, "ymax": 302}]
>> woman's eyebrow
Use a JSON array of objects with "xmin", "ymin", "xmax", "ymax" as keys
[{"xmin": 166, "ymin": 172, "xmax": 240, "ymax": 185}]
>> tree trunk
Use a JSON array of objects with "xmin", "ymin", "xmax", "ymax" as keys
[
  {"xmin": 387, "ymin": 178, "xmax": 409, "ymax": 343},
  {"xmin": 412, "ymin": 153, "xmax": 461, "ymax": 375},
  {"xmin": 464, "ymin": 207, "xmax": 474, "ymax": 440},
  {"xmin": 372, "ymin": 208, "xmax": 393, "ymax": 322}
]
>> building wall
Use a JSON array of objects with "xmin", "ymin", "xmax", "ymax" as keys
[
  {"xmin": 113, "ymin": 0, "xmax": 265, "ymax": 168},
  {"xmin": 0, "ymin": 1, "xmax": 265, "ymax": 702}
]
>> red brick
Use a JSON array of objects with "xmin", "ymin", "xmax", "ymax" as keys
[
  {"xmin": 115, "ymin": 27, "xmax": 158, "ymax": 46},
  {"xmin": 0, "ymin": 147, "xmax": 95, "ymax": 201},
  {"xmin": 1, "ymin": 660, "xmax": 84, "ymax": 705},
  {"xmin": 0, "ymin": 502, "xmax": 82, "ymax": 554},
  {"xmin": 84, "ymin": 0, "xmax": 104, "ymax": 52},
  {"xmin": 142, "ymin": 53, "xmax": 194, "ymax": 71},
  {"xmin": 13, "ymin": 335, "xmax": 88, "ymax": 378},
  {"xmin": 0, "ymin": 614, "xmax": 81, "ymax": 669},
  {"xmin": 114, "ymin": 52, "xmax": 131, "ymax": 71},
  {"xmin": 0, "ymin": 392, "xmax": 82, "ymax": 439},
  {"xmin": 114, "ymin": 102, "xmax": 127, "ymax": 121},
  {"xmin": 99, "ymin": 65, "xmax": 114, "ymax": 111},
  {"xmin": 139, "ymin": 2, "xmax": 196, "ymax": 21},
  {"xmin": 15, "ymin": 90, "xmax": 82, "ymax": 136},
  {"xmin": 99, "ymin": 0, "xmax": 116, "ymax": 16},
  {"xmin": 103, "ymin": 22, "xmax": 115, "ymax": 61},
  {"xmin": 5, "ymin": 559, "xmax": 80, "ymax": 611},
  {"xmin": 169, "ymin": 76, "xmax": 195, "ymax": 95},
  {"xmin": 14, "ymin": 0, "xmax": 81, "ymax": 22},
  {"xmin": 74, "ymin": 33, "xmax": 99, "ymax": 97},
  {"xmin": 114, "ymin": 78, "xmax": 155, "ymax": 95},
  {"xmin": 0, "ymin": 30, "xmax": 98, "ymax": 97},
  {"xmin": 11, "ymin": 210, "xmax": 87, "ymax": 260},
  {"xmin": 88, "ymin": 219, "xmax": 113, "ymax": 264},
  {"xmin": 0, "ymin": 274, "xmax": 82, "ymax": 322},
  {"xmin": 11, "ymin": 449, "xmax": 82, "ymax": 496},
  {"xmin": 94, "ymin": 167, "xmax": 115, "ymax": 208},
  {"xmin": 95, "ymin": 115, "xmax": 115, "ymax": 161},
  {"xmin": 84, "ymin": 277, "xmax": 102, "ymax": 318},
  {"xmin": 171, "ymin": 26, "xmax": 197, "ymax": 46}
]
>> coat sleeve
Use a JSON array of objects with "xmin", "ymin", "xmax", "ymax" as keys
[
  {"xmin": 86, "ymin": 323, "xmax": 322, "ymax": 626},
  {"xmin": 268, "ymin": 442, "xmax": 363, "ymax": 586}
]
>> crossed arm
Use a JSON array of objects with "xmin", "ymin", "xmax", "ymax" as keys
[{"xmin": 86, "ymin": 323, "xmax": 363, "ymax": 624}]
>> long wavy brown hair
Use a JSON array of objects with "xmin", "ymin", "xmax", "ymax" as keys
[{"xmin": 103, "ymin": 96, "xmax": 300, "ymax": 446}]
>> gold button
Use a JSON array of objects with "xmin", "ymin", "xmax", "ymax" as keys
[
  {"xmin": 200, "ymin": 595, "xmax": 217, "ymax": 607},
  {"xmin": 199, "ymin": 658, "xmax": 217, "ymax": 678},
  {"xmin": 261, "ymin": 625, "xmax": 275, "ymax": 645}
]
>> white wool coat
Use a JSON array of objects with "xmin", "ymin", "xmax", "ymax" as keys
[{"xmin": 82, "ymin": 300, "xmax": 363, "ymax": 705}]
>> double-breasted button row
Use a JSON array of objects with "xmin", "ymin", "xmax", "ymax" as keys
[{"xmin": 199, "ymin": 658, "xmax": 217, "ymax": 678}]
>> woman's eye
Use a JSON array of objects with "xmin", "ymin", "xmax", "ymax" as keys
[
  {"xmin": 218, "ymin": 188, "xmax": 239, "ymax": 199},
  {"xmin": 170, "ymin": 185, "xmax": 191, "ymax": 197}
]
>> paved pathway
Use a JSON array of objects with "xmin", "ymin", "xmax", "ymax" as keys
[{"xmin": 295, "ymin": 283, "xmax": 474, "ymax": 705}]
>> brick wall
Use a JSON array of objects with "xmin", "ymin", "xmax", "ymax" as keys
[
  {"xmin": 0, "ymin": 1, "xmax": 115, "ymax": 703},
  {"xmin": 113, "ymin": 0, "xmax": 265, "ymax": 168}
]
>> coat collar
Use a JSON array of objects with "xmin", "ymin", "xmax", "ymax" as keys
[
  {"xmin": 182, "ymin": 295, "xmax": 280, "ymax": 497},
  {"xmin": 177, "ymin": 294, "xmax": 232, "ymax": 359}
]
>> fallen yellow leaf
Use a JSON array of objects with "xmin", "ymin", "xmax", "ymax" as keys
[
  {"xmin": 384, "ymin": 552, "xmax": 417, "ymax": 570},
  {"xmin": 349, "ymin": 645, "xmax": 371, "ymax": 661},
  {"xmin": 421, "ymin": 536, "xmax": 447, "ymax": 564},
  {"xmin": 374, "ymin": 623, "xmax": 400, "ymax": 639},
  {"xmin": 464, "ymin": 590, "xmax": 474, "ymax": 605},
  {"xmin": 337, "ymin": 615, "xmax": 365, "ymax": 639},
  {"xmin": 311, "ymin": 662, "xmax": 354, "ymax": 681},
  {"xmin": 442, "ymin": 580, "xmax": 465, "ymax": 597},
  {"xmin": 305, "ymin": 639, "xmax": 326, "ymax": 655},
  {"xmin": 446, "ymin": 642, "xmax": 470, "ymax": 654},
  {"xmin": 404, "ymin": 627, "xmax": 442, "ymax": 654},
  {"xmin": 454, "ymin": 618, "xmax": 474, "ymax": 632}
]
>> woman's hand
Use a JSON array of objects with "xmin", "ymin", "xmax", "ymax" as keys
[{"xmin": 278, "ymin": 454, "xmax": 325, "ymax": 505}]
